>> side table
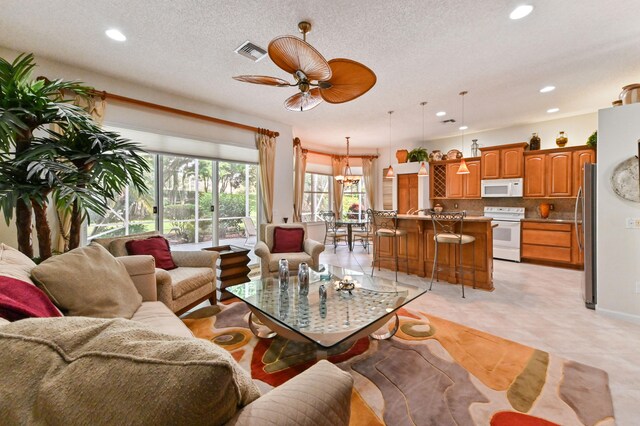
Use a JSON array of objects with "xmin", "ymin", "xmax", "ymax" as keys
[{"xmin": 202, "ymin": 245, "xmax": 251, "ymax": 301}]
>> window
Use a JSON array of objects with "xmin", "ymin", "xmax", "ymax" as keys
[
  {"xmin": 302, "ymin": 173, "xmax": 332, "ymax": 222},
  {"xmin": 342, "ymin": 180, "xmax": 368, "ymax": 220}
]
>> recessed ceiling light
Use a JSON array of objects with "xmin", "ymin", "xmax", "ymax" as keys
[
  {"xmin": 105, "ymin": 29, "xmax": 126, "ymax": 42},
  {"xmin": 547, "ymin": 108, "xmax": 560, "ymax": 113},
  {"xmin": 510, "ymin": 5, "xmax": 534, "ymax": 20},
  {"xmin": 459, "ymin": 125, "xmax": 468, "ymax": 130},
  {"xmin": 436, "ymin": 111, "xmax": 446, "ymax": 117},
  {"xmin": 540, "ymin": 86, "xmax": 556, "ymax": 93}
]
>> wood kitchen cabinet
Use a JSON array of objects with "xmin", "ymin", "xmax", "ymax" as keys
[
  {"xmin": 463, "ymin": 159, "xmax": 481, "ymax": 198},
  {"xmin": 573, "ymin": 149, "xmax": 597, "ymax": 195},
  {"xmin": 481, "ymin": 150, "xmax": 500, "ymax": 179},
  {"xmin": 523, "ymin": 146, "xmax": 595, "ymax": 198},
  {"xmin": 547, "ymin": 151, "xmax": 573, "ymax": 197},
  {"xmin": 445, "ymin": 162, "xmax": 464, "ymax": 198},
  {"xmin": 480, "ymin": 142, "xmax": 528, "ymax": 179},
  {"xmin": 524, "ymin": 153, "xmax": 546, "ymax": 197},
  {"xmin": 521, "ymin": 221, "xmax": 582, "ymax": 267},
  {"xmin": 397, "ymin": 173, "xmax": 419, "ymax": 214}
]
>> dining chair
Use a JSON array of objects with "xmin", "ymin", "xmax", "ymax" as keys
[{"xmin": 319, "ymin": 211, "xmax": 348, "ymax": 253}]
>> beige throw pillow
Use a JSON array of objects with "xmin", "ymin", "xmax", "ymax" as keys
[
  {"xmin": 0, "ymin": 243, "xmax": 37, "ymax": 285},
  {"xmin": 0, "ymin": 317, "xmax": 260, "ymax": 425},
  {"xmin": 31, "ymin": 243, "xmax": 142, "ymax": 319}
]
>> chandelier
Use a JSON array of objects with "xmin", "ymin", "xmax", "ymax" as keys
[{"xmin": 335, "ymin": 136, "xmax": 361, "ymax": 186}]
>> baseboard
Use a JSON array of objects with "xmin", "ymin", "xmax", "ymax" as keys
[{"xmin": 596, "ymin": 306, "xmax": 640, "ymax": 325}]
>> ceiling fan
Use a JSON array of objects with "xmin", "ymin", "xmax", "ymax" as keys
[{"xmin": 233, "ymin": 21, "xmax": 377, "ymax": 112}]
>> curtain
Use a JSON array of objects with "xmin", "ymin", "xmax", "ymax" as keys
[
  {"xmin": 292, "ymin": 139, "xmax": 307, "ymax": 222},
  {"xmin": 362, "ymin": 157, "xmax": 376, "ymax": 210},
  {"xmin": 55, "ymin": 96, "xmax": 106, "ymax": 252},
  {"xmin": 256, "ymin": 129, "xmax": 277, "ymax": 223},
  {"xmin": 331, "ymin": 156, "xmax": 346, "ymax": 218}
]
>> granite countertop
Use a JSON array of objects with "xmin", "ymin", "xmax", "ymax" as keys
[{"xmin": 397, "ymin": 214, "xmax": 492, "ymax": 222}]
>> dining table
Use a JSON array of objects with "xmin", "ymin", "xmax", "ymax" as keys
[{"xmin": 335, "ymin": 219, "xmax": 368, "ymax": 251}]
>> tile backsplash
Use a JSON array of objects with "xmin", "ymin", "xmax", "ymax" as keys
[{"xmin": 432, "ymin": 198, "xmax": 578, "ymax": 220}]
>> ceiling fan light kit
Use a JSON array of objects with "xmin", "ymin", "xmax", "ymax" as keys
[{"xmin": 233, "ymin": 21, "xmax": 376, "ymax": 112}]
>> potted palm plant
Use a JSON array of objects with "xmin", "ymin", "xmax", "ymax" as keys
[{"xmin": 0, "ymin": 53, "xmax": 149, "ymax": 259}]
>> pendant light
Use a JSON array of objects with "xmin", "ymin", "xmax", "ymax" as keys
[
  {"xmin": 418, "ymin": 101, "xmax": 429, "ymax": 177},
  {"xmin": 385, "ymin": 111, "xmax": 395, "ymax": 179},
  {"xmin": 457, "ymin": 91, "xmax": 470, "ymax": 175},
  {"xmin": 335, "ymin": 136, "xmax": 361, "ymax": 186}
]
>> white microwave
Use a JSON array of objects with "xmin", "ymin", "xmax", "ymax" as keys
[{"xmin": 481, "ymin": 178, "xmax": 523, "ymax": 198}]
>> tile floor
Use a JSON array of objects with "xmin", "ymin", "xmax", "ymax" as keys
[{"xmin": 318, "ymin": 249, "xmax": 640, "ymax": 425}]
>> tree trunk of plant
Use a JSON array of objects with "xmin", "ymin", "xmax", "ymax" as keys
[
  {"xmin": 15, "ymin": 199, "xmax": 34, "ymax": 259},
  {"xmin": 15, "ymin": 131, "xmax": 34, "ymax": 258},
  {"xmin": 32, "ymin": 201, "xmax": 52, "ymax": 260},
  {"xmin": 69, "ymin": 200, "xmax": 82, "ymax": 250}
]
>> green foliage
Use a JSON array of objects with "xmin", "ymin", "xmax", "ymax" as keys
[
  {"xmin": 408, "ymin": 147, "xmax": 428, "ymax": 162},
  {"xmin": 587, "ymin": 131, "xmax": 597, "ymax": 149}
]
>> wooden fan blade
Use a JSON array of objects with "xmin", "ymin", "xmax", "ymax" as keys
[
  {"xmin": 268, "ymin": 36, "xmax": 332, "ymax": 81},
  {"xmin": 319, "ymin": 59, "xmax": 377, "ymax": 104},
  {"xmin": 233, "ymin": 75, "xmax": 292, "ymax": 86},
  {"xmin": 284, "ymin": 88, "xmax": 323, "ymax": 112}
]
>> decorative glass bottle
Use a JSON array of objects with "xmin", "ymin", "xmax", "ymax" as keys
[
  {"xmin": 556, "ymin": 131, "xmax": 568, "ymax": 147},
  {"xmin": 470, "ymin": 139, "xmax": 480, "ymax": 157},
  {"xmin": 529, "ymin": 133, "xmax": 541, "ymax": 150}
]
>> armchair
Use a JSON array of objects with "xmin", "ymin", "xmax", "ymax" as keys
[
  {"xmin": 93, "ymin": 232, "xmax": 218, "ymax": 315},
  {"xmin": 254, "ymin": 224, "xmax": 324, "ymax": 278}
]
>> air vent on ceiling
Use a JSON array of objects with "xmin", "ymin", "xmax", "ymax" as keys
[
  {"xmin": 441, "ymin": 119, "xmax": 456, "ymax": 124},
  {"xmin": 235, "ymin": 41, "xmax": 267, "ymax": 62}
]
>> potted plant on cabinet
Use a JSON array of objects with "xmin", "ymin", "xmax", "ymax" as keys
[
  {"xmin": 408, "ymin": 147, "xmax": 429, "ymax": 162},
  {"xmin": 0, "ymin": 53, "xmax": 149, "ymax": 260}
]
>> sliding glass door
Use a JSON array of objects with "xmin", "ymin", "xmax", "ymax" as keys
[{"xmin": 217, "ymin": 161, "xmax": 258, "ymax": 248}]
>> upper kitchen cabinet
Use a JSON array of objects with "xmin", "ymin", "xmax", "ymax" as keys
[
  {"xmin": 480, "ymin": 142, "xmax": 528, "ymax": 179},
  {"xmin": 429, "ymin": 158, "xmax": 481, "ymax": 199},
  {"xmin": 523, "ymin": 146, "xmax": 595, "ymax": 198},
  {"xmin": 573, "ymin": 149, "xmax": 597, "ymax": 195},
  {"xmin": 547, "ymin": 151, "xmax": 573, "ymax": 197},
  {"xmin": 445, "ymin": 162, "xmax": 464, "ymax": 198},
  {"xmin": 464, "ymin": 159, "xmax": 482, "ymax": 198},
  {"xmin": 524, "ymin": 153, "xmax": 546, "ymax": 197}
]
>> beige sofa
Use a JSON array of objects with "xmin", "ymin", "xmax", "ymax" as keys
[
  {"xmin": 0, "ymin": 244, "xmax": 353, "ymax": 425},
  {"xmin": 94, "ymin": 232, "xmax": 217, "ymax": 314},
  {"xmin": 255, "ymin": 223, "xmax": 325, "ymax": 278}
]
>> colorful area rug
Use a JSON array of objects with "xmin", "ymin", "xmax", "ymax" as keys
[{"xmin": 183, "ymin": 302, "xmax": 615, "ymax": 425}]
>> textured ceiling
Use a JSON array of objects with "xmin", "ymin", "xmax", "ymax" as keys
[{"xmin": 1, "ymin": 0, "xmax": 639, "ymax": 149}]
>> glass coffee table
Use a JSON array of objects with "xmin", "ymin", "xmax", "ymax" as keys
[{"xmin": 226, "ymin": 264, "xmax": 426, "ymax": 351}]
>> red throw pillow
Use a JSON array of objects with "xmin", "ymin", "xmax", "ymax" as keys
[
  {"xmin": 0, "ymin": 276, "xmax": 63, "ymax": 321},
  {"xmin": 126, "ymin": 236, "xmax": 178, "ymax": 270},
  {"xmin": 271, "ymin": 227, "xmax": 305, "ymax": 253}
]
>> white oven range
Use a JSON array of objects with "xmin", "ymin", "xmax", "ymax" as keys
[{"xmin": 484, "ymin": 206, "xmax": 525, "ymax": 262}]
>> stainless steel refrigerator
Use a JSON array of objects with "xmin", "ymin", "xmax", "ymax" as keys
[{"xmin": 575, "ymin": 163, "xmax": 596, "ymax": 309}]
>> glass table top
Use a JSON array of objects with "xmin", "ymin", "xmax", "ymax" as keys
[{"xmin": 226, "ymin": 264, "xmax": 426, "ymax": 348}]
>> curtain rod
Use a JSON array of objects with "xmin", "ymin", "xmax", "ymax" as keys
[
  {"xmin": 293, "ymin": 138, "xmax": 378, "ymax": 159},
  {"xmin": 89, "ymin": 90, "xmax": 280, "ymax": 138}
]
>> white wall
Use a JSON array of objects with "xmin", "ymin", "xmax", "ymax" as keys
[
  {"xmin": 0, "ymin": 47, "xmax": 294, "ymax": 252},
  {"xmin": 597, "ymin": 103, "xmax": 640, "ymax": 321},
  {"xmin": 374, "ymin": 112, "xmax": 598, "ymax": 209}
]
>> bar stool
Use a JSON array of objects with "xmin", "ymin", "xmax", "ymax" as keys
[
  {"xmin": 429, "ymin": 211, "xmax": 476, "ymax": 298},
  {"xmin": 368, "ymin": 209, "xmax": 409, "ymax": 281}
]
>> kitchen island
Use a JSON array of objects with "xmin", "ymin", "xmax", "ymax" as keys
[{"xmin": 373, "ymin": 214, "xmax": 494, "ymax": 291}]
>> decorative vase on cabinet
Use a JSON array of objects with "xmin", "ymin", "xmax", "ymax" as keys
[
  {"xmin": 529, "ymin": 133, "xmax": 541, "ymax": 150},
  {"xmin": 556, "ymin": 131, "xmax": 568, "ymax": 148},
  {"xmin": 396, "ymin": 149, "xmax": 409, "ymax": 163}
]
